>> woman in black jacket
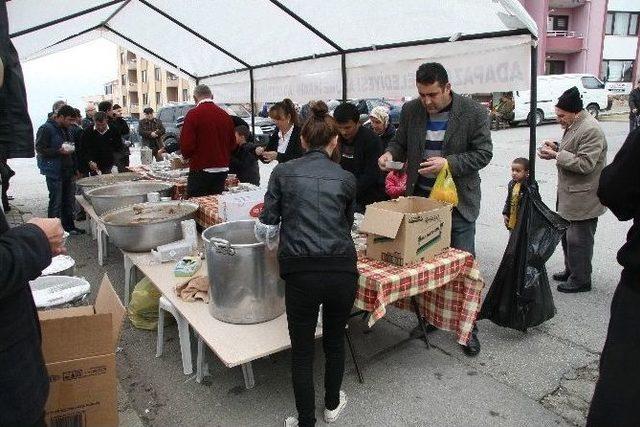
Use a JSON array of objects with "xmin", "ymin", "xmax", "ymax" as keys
[
  {"xmin": 256, "ymin": 98, "xmax": 304, "ymax": 164},
  {"xmin": 258, "ymin": 101, "xmax": 357, "ymax": 427}
]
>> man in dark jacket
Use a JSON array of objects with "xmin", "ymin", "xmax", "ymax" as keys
[
  {"xmin": 0, "ymin": 2, "xmax": 34, "ymax": 160},
  {"xmin": 629, "ymin": 79, "xmax": 640, "ymax": 133},
  {"xmin": 0, "ymin": 212, "xmax": 65, "ymax": 427},
  {"xmin": 587, "ymin": 128, "xmax": 640, "ymax": 427},
  {"xmin": 229, "ymin": 125, "xmax": 260, "ymax": 186},
  {"xmin": 80, "ymin": 112, "xmax": 123, "ymax": 175},
  {"xmin": 138, "ymin": 107, "xmax": 166, "ymax": 161},
  {"xmin": 36, "ymin": 105, "xmax": 85, "ymax": 235},
  {"xmin": 379, "ymin": 62, "xmax": 493, "ymax": 357},
  {"xmin": 81, "ymin": 102, "xmax": 96, "ymax": 130},
  {"xmin": 334, "ymin": 102, "xmax": 386, "ymax": 212}
]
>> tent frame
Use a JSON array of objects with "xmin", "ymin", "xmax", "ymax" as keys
[{"xmin": 10, "ymin": 0, "xmax": 539, "ymax": 179}]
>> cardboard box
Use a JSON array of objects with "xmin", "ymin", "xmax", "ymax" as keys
[
  {"xmin": 39, "ymin": 275, "xmax": 125, "ymax": 427},
  {"xmin": 217, "ymin": 189, "xmax": 266, "ymax": 222},
  {"xmin": 360, "ymin": 197, "xmax": 452, "ymax": 266}
]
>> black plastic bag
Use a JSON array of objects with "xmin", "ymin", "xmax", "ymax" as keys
[{"xmin": 480, "ymin": 182, "xmax": 570, "ymax": 332}]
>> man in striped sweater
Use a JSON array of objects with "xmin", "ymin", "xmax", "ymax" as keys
[{"xmin": 379, "ymin": 62, "xmax": 493, "ymax": 357}]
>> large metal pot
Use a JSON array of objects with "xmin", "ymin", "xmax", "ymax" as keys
[
  {"xmin": 101, "ymin": 201, "xmax": 198, "ymax": 252},
  {"xmin": 203, "ymin": 220, "xmax": 284, "ymax": 324},
  {"xmin": 87, "ymin": 181, "xmax": 174, "ymax": 216},
  {"xmin": 76, "ymin": 172, "xmax": 142, "ymax": 200}
]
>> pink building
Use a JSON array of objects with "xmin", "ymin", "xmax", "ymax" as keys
[{"xmin": 520, "ymin": 0, "xmax": 640, "ymax": 93}]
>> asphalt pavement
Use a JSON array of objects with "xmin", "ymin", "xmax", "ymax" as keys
[{"xmin": 5, "ymin": 119, "xmax": 632, "ymax": 427}]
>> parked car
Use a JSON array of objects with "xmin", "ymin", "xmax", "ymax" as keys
[
  {"xmin": 512, "ymin": 74, "xmax": 609, "ymax": 125},
  {"xmin": 156, "ymin": 103, "xmax": 275, "ymax": 152}
]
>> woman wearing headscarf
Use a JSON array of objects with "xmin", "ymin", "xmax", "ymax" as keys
[{"xmin": 366, "ymin": 106, "xmax": 396, "ymax": 151}]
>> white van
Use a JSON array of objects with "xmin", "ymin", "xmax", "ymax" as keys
[{"xmin": 512, "ymin": 74, "xmax": 609, "ymax": 125}]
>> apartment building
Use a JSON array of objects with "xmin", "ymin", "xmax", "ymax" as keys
[
  {"xmin": 520, "ymin": 0, "xmax": 639, "ymax": 93},
  {"xmin": 116, "ymin": 47, "xmax": 194, "ymax": 118}
]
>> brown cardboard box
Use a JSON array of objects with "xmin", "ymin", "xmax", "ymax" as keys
[
  {"xmin": 39, "ymin": 275, "xmax": 125, "ymax": 427},
  {"xmin": 360, "ymin": 197, "xmax": 452, "ymax": 266}
]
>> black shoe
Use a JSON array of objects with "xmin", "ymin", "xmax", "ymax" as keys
[
  {"xmin": 2, "ymin": 205, "xmax": 10, "ymax": 212},
  {"xmin": 552, "ymin": 271, "xmax": 571, "ymax": 282},
  {"xmin": 462, "ymin": 329, "xmax": 481, "ymax": 357},
  {"xmin": 409, "ymin": 322, "xmax": 438, "ymax": 339},
  {"xmin": 67, "ymin": 228, "xmax": 86, "ymax": 235},
  {"xmin": 557, "ymin": 281, "xmax": 591, "ymax": 293},
  {"xmin": 75, "ymin": 212, "xmax": 86, "ymax": 221}
]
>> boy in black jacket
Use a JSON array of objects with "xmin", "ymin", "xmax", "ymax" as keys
[
  {"xmin": 229, "ymin": 125, "xmax": 260, "ymax": 186},
  {"xmin": 502, "ymin": 157, "xmax": 529, "ymax": 230}
]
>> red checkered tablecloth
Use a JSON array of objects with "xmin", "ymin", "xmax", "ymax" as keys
[
  {"xmin": 190, "ymin": 196, "xmax": 222, "ymax": 228},
  {"xmin": 355, "ymin": 248, "xmax": 485, "ymax": 345}
]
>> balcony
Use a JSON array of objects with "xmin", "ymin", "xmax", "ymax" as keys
[
  {"xmin": 549, "ymin": 0, "xmax": 585, "ymax": 8},
  {"xmin": 166, "ymin": 73, "xmax": 179, "ymax": 87},
  {"xmin": 129, "ymin": 103, "xmax": 140, "ymax": 113},
  {"xmin": 127, "ymin": 59, "xmax": 137, "ymax": 70},
  {"xmin": 128, "ymin": 81, "xmax": 138, "ymax": 92},
  {"xmin": 546, "ymin": 31, "xmax": 584, "ymax": 54}
]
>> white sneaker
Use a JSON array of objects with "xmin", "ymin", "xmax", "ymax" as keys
[
  {"xmin": 323, "ymin": 390, "xmax": 347, "ymax": 423},
  {"xmin": 283, "ymin": 416, "xmax": 298, "ymax": 427}
]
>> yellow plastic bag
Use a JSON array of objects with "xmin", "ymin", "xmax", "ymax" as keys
[
  {"xmin": 127, "ymin": 277, "xmax": 163, "ymax": 330},
  {"xmin": 429, "ymin": 161, "xmax": 459, "ymax": 206}
]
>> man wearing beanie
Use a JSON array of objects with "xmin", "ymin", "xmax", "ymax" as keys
[{"xmin": 538, "ymin": 86, "xmax": 607, "ymax": 293}]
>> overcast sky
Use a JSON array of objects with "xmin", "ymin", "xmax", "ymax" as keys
[{"xmin": 21, "ymin": 39, "xmax": 117, "ymax": 129}]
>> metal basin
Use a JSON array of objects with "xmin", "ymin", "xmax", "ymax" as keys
[
  {"xmin": 76, "ymin": 172, "xmax": 142, "ymax": 200},
  {"xmin": 203, "ymin": 220, "xmax": 284, "ymax": 324},
  {"xmin": 87, "ymin": 181, "xmax": 174, "ymax": 216},
  {"xmin": 101, "ymin": 201, "xmax": 198, "ymax": 252}
]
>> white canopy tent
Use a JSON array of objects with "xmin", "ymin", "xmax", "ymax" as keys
[{"xmin": 7, "ymin": 0, "xmax": 540, "ymax": 174}]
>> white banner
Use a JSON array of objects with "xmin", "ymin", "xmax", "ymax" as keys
[{"xmin": 205, "ymin": 34, "xmax": 532, "ymax": 103}]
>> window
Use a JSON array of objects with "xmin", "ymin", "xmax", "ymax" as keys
[
  {"xmin": 581, "ymin": 76, "xmax": 604, "ymax": 89},
  {"xmin": 548, "ymin": 15, "xmax": 569, "ymax": 32},
  {"xmin": 154, "ymin": 67, "xmax": 161, "ymax": 81},
  {"xmin": 142, "ymin": 93, "xmax": 149, "ymax": 106},
  {"xmin": 606, "ymin": 12, "xmax": 640, "ymax": 36},
  {"xmin": 105, "ymin": 84, "xmax": 112, "ymax": 95},
  {"xmin": 155, "ymin": 92, "xmax": 161, "ymax": 105},
  {"xmin": 120, "ymin": 52, "xmax": 125, "ymax": 64},
  {"xmin": 545, "ymin": 60, "xmax": 565, "ymax": 75},
  {"xmin": 601, "ymin": 60, "xmax": 635, "ymax": 82},
  {"xmin": 141, "ymin": 70, "xmax": 147, "ymax": 83},
  {"xmin": 123, "ymin": 95, "xmax": 127, "ymax": 106},
  {"xmin": 182, "ymin": 89, "xmax": 188, "ymax": 102},
  {"xmin": 121, "ymin": 74, "xmax": 126, "ymax": 85}
]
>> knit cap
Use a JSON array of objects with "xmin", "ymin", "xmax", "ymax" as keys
[{"xmin": 555, "ymin": 86, "xmax": 583, "ymax": 113}]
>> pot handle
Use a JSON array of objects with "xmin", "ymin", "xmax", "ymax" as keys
[{"xmin": 209, "ymin": 237, "xmax": 236, "ymax": 256}]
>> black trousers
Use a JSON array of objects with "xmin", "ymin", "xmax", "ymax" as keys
[
  {"xmin": 186, "ymin": 170, "xmax": 227, "ymax": 197},
  {"xmin": 587, "ymin": 277, "xmax": 640, "ymax": 426},
  {"xmin": 285, "ymin": 271, "xmax": 357, "ymax": 427},
  {"xmin": 561, "ymin": 218, "xmax": 598, "ymax": 286}
]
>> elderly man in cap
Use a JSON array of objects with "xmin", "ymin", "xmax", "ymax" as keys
[{"xmin": 538, "ymin": 86, "xmax": 607, "ymax": 293}]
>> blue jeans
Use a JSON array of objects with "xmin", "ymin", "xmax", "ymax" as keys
[
  {"xmin": 451, "ymin": 208, "xmax": 476, "ymax": 257},
  {"xmin": 46, "ymin": 174, "xmax": 76, "ymax": 231}
]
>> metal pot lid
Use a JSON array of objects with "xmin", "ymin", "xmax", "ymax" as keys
[
  {"xmin": 76, "ymin": 172, "xmax": 142, "ymax": 188},
  {"xmin": 41, "ymin": 254, "xmax": 75, "ymax": 276},
  {"xmin": 86, "ymin": 181, "xmax": 174, "ymax": 198},
  {"xmin": 101, "ymin": 201, "xmax": 199, "ymax": 226}
]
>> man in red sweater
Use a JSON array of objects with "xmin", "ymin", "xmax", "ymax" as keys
[{"xmin": 180, "ymin": 84, "xmax": 236, "ymax": 196}]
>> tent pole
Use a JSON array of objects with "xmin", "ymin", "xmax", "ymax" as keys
[
  {"xmin": 250, "ymin": 68, "xmax": 256, "ymax": 138},
  {"xmin": 528, "ymin": 41, "xmax": 538, "ymax": 181},
  {"xmin": 341, "ymin": 53, "xmax": 347, "ymax": 102}
]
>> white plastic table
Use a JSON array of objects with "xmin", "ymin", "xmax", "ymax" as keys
[
  {"xmin": 121, "ymin": 250, "xmax": 321, "ymax": 389},
  {"xmin": 75, "ymin": 195, "xmax": 108, "ymax": 266}
]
